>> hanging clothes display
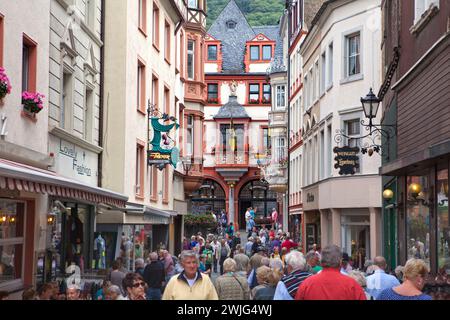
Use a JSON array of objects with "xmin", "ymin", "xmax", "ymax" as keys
[{"xmin": 94, "ymin": 234, "xmax": 106, "ymax": 269}]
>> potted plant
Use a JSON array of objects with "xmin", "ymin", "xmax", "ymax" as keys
[
  {"xmin": 207, "ymin": 97, "xmax": 219, "ymax": 104},
  {"xmin": 249, "ymin": 98, "xmax": 259, "ymax": 104},
  {"xmin": 0, "ymin": 68, "xmax": 12, "ymax": 105},
  {"xmin": 22, "ymin": 91, "xmax": 45, "ymax": 114}
]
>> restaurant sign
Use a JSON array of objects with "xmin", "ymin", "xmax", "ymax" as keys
[
  {"xmin": 148, "ymin": 115, "xmax": 180, "ymax": 169},
  {"xmin": 333, "ymin": 146, "xmax": 360, "ymax": 175}
]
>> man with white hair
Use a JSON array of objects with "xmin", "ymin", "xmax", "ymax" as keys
[
  {"xmin": 273, "ymin": 251, "xmax": 312, "ymax": 300},
  {"xmin": 162, "ymin": 250, "xmax": 218, "ymax": 300},
  {"xmin": 66, "ymin": 284, "xmax": 81, "ymax": 300},
  {"xmin": 143, "ymin": 252, "xmax": 165, "ymax": 300}
]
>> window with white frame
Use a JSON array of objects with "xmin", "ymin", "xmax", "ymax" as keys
[
  {"xmin": 345, "ymin": 119, "xmax": 360, "ymax": 172},
  {"xmin": 186, "ymin": 115, "xmax": 194, "ymax": 156},
  {"xmin": 327, "ymin": 124, "xmax": 332, "ymax": 177},
  {"xmin": 414, "ymin": 0, "xmax": 439, "ymax": 23},
  {"xmin": 61, "ymin": 71, "xmax": 73, "ymax": 130},
  {"xmin": 320, "ymin": 52, "xmax": 326, "ymax": 94},
  {"xmin": 187, "ymin": 40, "xmax": 195, "ymax": 80},
  {"xmin": 345, "ymin": 32, "xmax": 361, "ymax": 77},
  {"xmin": 275, "ymin": 137, "xmax": 286, "ymax": 163},
  {"xmin": 320, "ymin": 129, "xmax": 324, "ymax": 180},
  {"xmin": 309, "ymin": 69, "xmax": 313, "ymax": 105},
  {"xmin": 85, "ymin": 0, "xmax": 95, "ymax": 29},
  {"xmin": 327, "ymin": 42, "xmax": 333, "ymax": 87},
  {"xmin": 84, "ymin": 86, "xmax": 94, "ymax": 142},
  {"xmin": 276, "ymin": 85, "xmax": 285, "ymax": 109}
]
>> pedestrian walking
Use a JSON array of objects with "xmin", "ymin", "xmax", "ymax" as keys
[
  {"xmin": 274, "ymin": 251, "xmax": 312, "ymax": 300},
  {"xmin": 143, "ymin": 252, "xmax": 165, "ymax": 300},
  {"xmin": 234, "ymin": 252, "xmax": 250, "ymax": 279},
  {"xmin": 219, "ymin": 239, "xmax": 231, "ymax": 275},
  {"xmin": 365, "ymin": 256, "xmax": 400, "ymax": 300},
  {"xmin": 377, "ymin": 258, "xmax": 432, "ymax": 300},
  {"xmin": 245, "ymin": 237, "xmax": 254, "ymax": 257},
  {"xmin": 305, "ymin": 251, "xmax": 323, "ymax": 274},
  {"xmin": 105, "ymin": 285, "xmax": 126, "ymax": 300},
  {"xmin": 348, "ymin": 270, "xmax": 372, "ymax": 300},
  {"xmin": 211, "ymin": 237, "xmax": 221, "ymax": 273},
  {"xmin": 110, "ymin": 260, "xmax": 126, "ymax": 295},
  {"xmin": 295, "ymin": 245, "xmax": 367, "ymax": 300},
  {"xmin": 162, "ymin": 250, "xmax": 218, "ymax": 300},
  {"xmin": 135, "ymin": 258, "xmax": 145, "ymax": 276},
  {"xmin": 66, "ymin": 284, "xmax": 81, "ymax": 300},
  {"xmin": 271, "ymin": 208, "xmax": 278, "ymax": 230},
  {"xmin": 251, "ymin": 266, "xmax": 281, "ymax": 300},
  {"xmin": 122, "ymin": 273, "xmax": 146, "ymax": 300},
  {"xmin": 162, "ymin": 250, "xmax": 175, "ymax": 282},
  {"xmin": 214, "ymin": 258, "xmax": 250, "ymax": 300}
]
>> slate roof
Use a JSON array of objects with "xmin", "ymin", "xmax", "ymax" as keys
[
  {"xmin": 213, "ymin": 96, "xmax": 250, "ymax": 119},
  {"xmin": 207, "ymin": 0, "xmax": 283, "ymax": 74}
]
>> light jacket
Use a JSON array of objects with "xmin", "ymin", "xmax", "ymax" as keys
[{"xmin": 162, "ymin": 271, "xmax": 219, "ymax": 300}]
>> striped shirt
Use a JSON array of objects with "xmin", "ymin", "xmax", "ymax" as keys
[{"xmin": 280, "ymin": 270, "xmax": 312, "ymax": 299}]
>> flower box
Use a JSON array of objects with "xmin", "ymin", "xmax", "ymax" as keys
[
  {"xmin": 0, "ymin": 68, "xmax": 12, "ymax": 104},
  {"xmin": 249, "ymin": 99, "xmax": 260, "ymax": 104},
  {"xmin": 22, "ymin": 92, "xmax": 45, "ymax": 114},
  {"xmin": 207, "ymin": 97, "xmax": 219, "ymax": 104}
]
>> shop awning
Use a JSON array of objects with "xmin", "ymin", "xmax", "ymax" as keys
[
  {"xmin": 0, "ymin": 158, "xmax": 128, "ymax": 208},
  {"xmin": 96, "ymin": 202, "xmax": 174, "ymax": 225}
]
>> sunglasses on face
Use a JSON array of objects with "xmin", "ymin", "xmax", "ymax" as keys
[{"xmin": 132, "ymin": 282, "xmax": 146, "ymax": 288}]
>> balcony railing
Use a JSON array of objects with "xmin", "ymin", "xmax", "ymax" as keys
[{"xmin": 214, "ymin": 144, "xmax": 249, "ymax": 166}]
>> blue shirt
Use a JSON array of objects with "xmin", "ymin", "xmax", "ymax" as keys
[
  {"xmin": 273, "ymin": 280, "xmax": 293, "ymax": 300},
  {"xmin": 250, "ymin": 210, "xmax": 255, "ymax": 219},
  {"xmin": 377, "ymin": 287, "xmax": 432, "ymax": 300},
  {"xmin": 366, "ymin": 270, "xmax": 401, "ymax": 300}
]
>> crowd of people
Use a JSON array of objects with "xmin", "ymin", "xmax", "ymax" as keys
[{"xmin": 1, "ymin": 219, "xmax": 436, "ymax": 300}]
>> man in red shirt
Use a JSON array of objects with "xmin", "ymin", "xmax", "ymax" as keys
[
  {"xmin": 281, "ymin": 236, "xmax": 298, "ymax": 253},
  {"xmin": 295, "ymin": 245, "xmax": 366, "ymax": 300}
]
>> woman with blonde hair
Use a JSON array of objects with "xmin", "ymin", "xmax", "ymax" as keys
[
  {"xmin": 251, "ymin": 265, "xmax": 282, "ymax": 300},
  {"xmin": 214, "ymin": 258, "xmax": 250, "ymax": 300},
  {"xmin": 378, "ymin": 258, "xmax": 432, "ymax": 300}
]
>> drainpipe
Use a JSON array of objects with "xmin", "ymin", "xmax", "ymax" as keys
[{"xmin": 98, "ymin": 0, "xmax": 106, "ymax": 188}]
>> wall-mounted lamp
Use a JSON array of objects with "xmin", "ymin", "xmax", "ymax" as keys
[
  {"xmin": 408, "ymin": 183, "xmax": 422, "ymax": 198},
  {"xmin": 383, "ymin": 189, "xmax": 394, "ymax": 200},
  {"xmin": 0, "ymin": 215, "xmax": 7, "ymax": 224},
  {"xmin": 9, "ymin": 216, "xmax": 16, "ymax": 224},
  {"xmin": 47, "ymin": 213, "xmax": 56, "ymax": 225}
]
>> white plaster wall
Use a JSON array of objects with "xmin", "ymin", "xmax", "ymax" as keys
[
  {"xmin": 249, "ymin": 63, "xmax": 271, "ymax": 73},
  {"xmin": 205, "ymin": 63, "xmax": 218, "ymax": 73},
  {"xmin": 301, "ymin": 0, "xmax": 382, "ymax": 180},
  {"xmin": 0, "ymin": 0, "xmax": 50, "ymax": 155}
]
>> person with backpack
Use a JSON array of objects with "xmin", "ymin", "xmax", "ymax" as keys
[{"xmin": 226, "ymin": 222, "xmax": 235, "ymax": 237}]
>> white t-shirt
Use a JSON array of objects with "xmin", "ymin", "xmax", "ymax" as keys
[
  {"xmin": 186, "ymin": 273, "xmax": 198, "ymax": 287},
  {"xmin": 245, "ymin": 211, "xmax": 251, "ymax": 221}
]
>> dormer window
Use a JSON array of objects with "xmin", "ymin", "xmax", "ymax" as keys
[{"xmin": 226, "ymin": 20, "xmax": 236, "ymax": 29}]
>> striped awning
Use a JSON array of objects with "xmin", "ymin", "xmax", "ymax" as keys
[{"xmin": 0, "ymin": 158, "xmax": 127, "ymax": 208}]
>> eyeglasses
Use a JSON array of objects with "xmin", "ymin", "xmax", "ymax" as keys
[{"xmin": 132, "ymin": 282, "xmax": 146, "ymax": 288}]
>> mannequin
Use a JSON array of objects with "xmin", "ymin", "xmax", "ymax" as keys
[{"xmin": 94, "ymin": 233, "xmax": 106, "ymax": 269}]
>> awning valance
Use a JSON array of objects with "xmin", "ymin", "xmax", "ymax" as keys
[{"xmin": 0, "ymin": 158, "xmax": 127, "ymax": 208}]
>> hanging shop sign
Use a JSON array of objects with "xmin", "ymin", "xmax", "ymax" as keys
[
  {"xmin": 148, "ymin": 114, "xmax": 180, "ymax": 170},
  {"xmin": 334, "ymin": 146, "xmax": 360, "ymax": 175}
]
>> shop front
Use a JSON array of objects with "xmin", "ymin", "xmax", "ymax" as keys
[
  {"xmin": 302, "ymin": 185, "xmax": 320, "ymax": 252},
  {"xmin": 0, "ymin": 158, "xmax": 127, "ymax": 291},
  {"xmin": 96, "ymin": 203, "xmax": 175, "ymax": 272},
  {"xmin": 382, "ymin": 157, "xmax": 450, "ymax": 275}
]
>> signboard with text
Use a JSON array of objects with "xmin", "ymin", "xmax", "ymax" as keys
[{"xmin": 334, "ymin": 146, "xmax": 360, "ymax": 175}]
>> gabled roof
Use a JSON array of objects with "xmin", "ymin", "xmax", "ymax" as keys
[
  {"xmin": 207, "ymin": 0, "xmax": 255, "ymax": 73},
  {"xmin": 253, "ymin": 25, "xmax": 283, "ymax": 62},
  {"xmin": 207, "ymin": 0, "xmax": 283, "ymax": 74},
  {"xmin": 213, "ymin": 96, "xmax": 250, "ymax": 119}
]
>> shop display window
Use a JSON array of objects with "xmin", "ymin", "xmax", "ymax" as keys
[
  {"xmin": 0, "ymin": 201, "xmax": 24, "ymax": 285},
  {"xmin": 437, "ymin": 169, "xmax": 449, "ymax": 274},
  {"xmin": 406, "ymin": 175, "xmax": 431, "ymax": 269}
]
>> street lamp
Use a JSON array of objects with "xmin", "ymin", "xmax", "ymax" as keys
[
  {"xmin": 334, "ymin": 87, "xmax": 396, "ymax": 159},
  {"xmin": 361, "ymin": 88, "xmax": 380, "ymax": 125}
]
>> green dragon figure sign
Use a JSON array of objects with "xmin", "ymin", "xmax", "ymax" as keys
[{"xmin": 148, "ymin": 115, "xmax": 180, "ymax": 170}]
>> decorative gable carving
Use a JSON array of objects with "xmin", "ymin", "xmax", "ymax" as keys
[
  {"xmin": 61, "ymin": 22, "xmax": 78, "ymax": 61},
  {"xmin": 250, "ymin": 33, "xmax": 273, "ymax": 42},
  {"xmin": 84, "ymin": 43, "xmax": 98, "ymax": 86}
]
